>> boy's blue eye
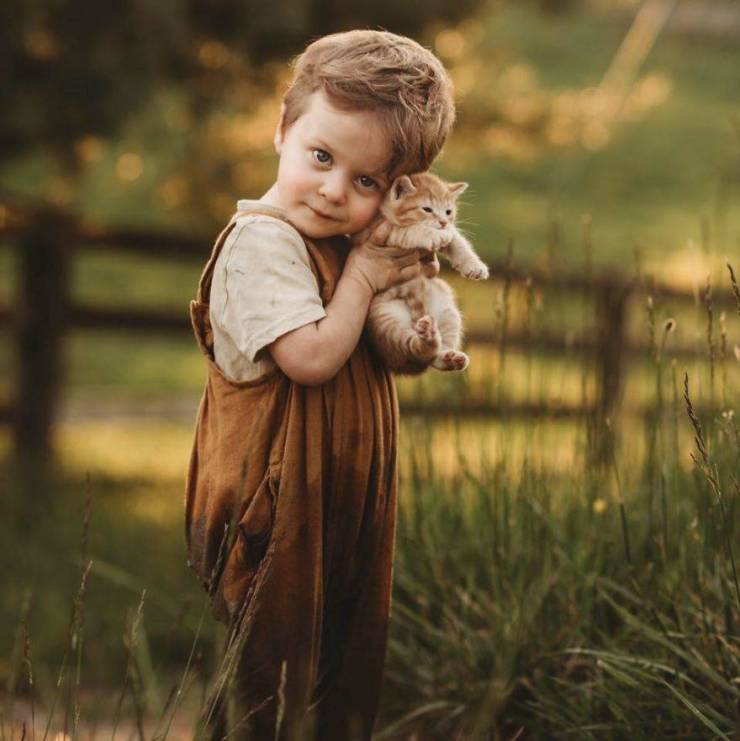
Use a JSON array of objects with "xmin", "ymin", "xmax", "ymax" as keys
[
  {"xmin": 422, "ymin": 206, "xmax": 433, "ymax": 213},
  {"xmin": 358, "ymin": 175, "xmax": 377, "ymax": 189},
  {"xmin": 313, "ymin": 149, "xmax": 331, "ymax": 164}
]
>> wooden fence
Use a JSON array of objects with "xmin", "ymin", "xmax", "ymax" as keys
[{"xmin": 0, "ymin": 195, "xmax": 735, "ymax": 461}]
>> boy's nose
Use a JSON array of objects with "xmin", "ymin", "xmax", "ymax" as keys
[{"xmin": 319, "ymin": 173, "xmax": 346, "ymax": 205}]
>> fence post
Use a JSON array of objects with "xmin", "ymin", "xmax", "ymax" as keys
[
  {"xmin": 12, "ymin": 212, "xmax": 70, "ymax": 468},
  {"xmin": 591, "ymin": 280, "xmax": 631, "ymax": 464}
]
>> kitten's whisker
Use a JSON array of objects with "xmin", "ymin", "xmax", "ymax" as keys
[{"xmin": 455, "ymin": 225, "xmax": 480, "ymax": 237}]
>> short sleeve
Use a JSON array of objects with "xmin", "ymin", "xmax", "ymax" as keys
[{"xmin": 211, "ymin": 216, "xmax": 327, "ymax": 364}]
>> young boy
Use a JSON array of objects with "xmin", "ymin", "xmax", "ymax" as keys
[{"xmin": 185, "ymin": 29, "xmax": 455, "ymax": 740}]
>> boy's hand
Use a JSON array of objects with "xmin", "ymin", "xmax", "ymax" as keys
[
  {"xmin": 420, "ymin": 250, "xmax": 440, "ymax": 278},
  {"xmin": 345, "ymin": 222, "xmax": 424, "ymax": 294}
]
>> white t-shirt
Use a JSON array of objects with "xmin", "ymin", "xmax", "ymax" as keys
[{"xmin": 209, "ymin": 199, "xmax": 327, "ymax": 382}]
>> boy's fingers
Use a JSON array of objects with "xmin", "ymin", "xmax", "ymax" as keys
[
  {"xmin": 370, "ymin": 222, "xmax": 392, "ymax": 245},
  {"xmin": 422, "ymin": 254, "xmax": 440, "ymax": 277},
  {"xmin": 361, "ymin": 243, "xmax": 387, "ymax": 258},
  {"xmin": 361, "ymin": 242, "xmax": 412, "ymax": 259},
  {"xmin": 381, "ymin": 247, "xmax": 414, "ymax": 259},
  {"xmin": 399, "ymin": 263, "xmax": 422, "ymax": 281},
  {"xmin": 394, "ymin": 251, "xmax": 422, "ymax": 268},
  {"xmin": 393, "ymin": 247, "xmax": 426, "ymax": 262}
]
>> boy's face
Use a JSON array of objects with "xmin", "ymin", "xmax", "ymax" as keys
[{"xmin": 270, "ymin": 90, "xmax": 392, "ymax": 239}]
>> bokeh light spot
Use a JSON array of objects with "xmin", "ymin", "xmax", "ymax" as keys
[{"xmin": 116, "ymin": 153, "xmax": 143, "ymax": 183}]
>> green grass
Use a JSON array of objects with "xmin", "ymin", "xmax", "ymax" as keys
[
  {"xmin": 376, "ymin": 400, "xmax": 740, "ymax": 738},
  {"xmin": 1, "ymin": 348, "xmax": 738, "ymax": 737},
  {"xmin": 1, "ymin": 254, "xmax": 737, "ymax": 736}
]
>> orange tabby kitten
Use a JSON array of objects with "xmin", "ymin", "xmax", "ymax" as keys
[{"xmin": 353, "ymin": 172, "xmax": 489, "ymax": 374}]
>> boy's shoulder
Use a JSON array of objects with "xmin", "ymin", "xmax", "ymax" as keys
[
  {"xmin": 228, "ymin": 200, "xmax": 306, "ymax": 251},
  {"xmin": 232, "ymin": 199, "xmax": 305, "ymax": 245},
  {"xmin": 218, "ymin": 200, "xmax": 317, "ymax": 275}
]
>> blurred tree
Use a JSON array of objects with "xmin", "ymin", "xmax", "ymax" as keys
[
  {"xmin": 538, "ymin": 0, "xmax": 577, "ymax": 14},
  {"xmin": 0, "ymin": 0, "xmax": 485, "ymax": 175},
  {"xmin": 0, "ymin": 0, "xmax": 485, "ymax": 469}
]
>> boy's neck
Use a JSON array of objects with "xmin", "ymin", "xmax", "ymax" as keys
[{"xmin": 259, "ymin": 182, "xmax": 283, "ymax": 209}]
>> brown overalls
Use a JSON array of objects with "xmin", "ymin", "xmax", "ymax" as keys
[{"xmin": 185, "ymin": 207, "xmax": 399, "ymax": 741}]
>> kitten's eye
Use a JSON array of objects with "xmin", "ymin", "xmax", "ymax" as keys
[
  {"xmin": 312, "ymin": 149, "xmax": 331, "ymax": 164},
  {"xmin": 422, "ymin": 206, "xmax": 433, "ymax": 213},
  {"xmin": 445, "ymin": 209, "xmax": 452, "ymax": 216}
]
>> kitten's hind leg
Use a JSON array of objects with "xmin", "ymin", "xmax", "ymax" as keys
[
  {"xmin": 403, "ymin": 279, "xmax": 430, "ymax": 324},
  {"xmin": 432, "ymin": 349, "xmax": 469, "ymax": 371},
  {"xmin": 368, "ymin": 299, "xmax": 440, "ymax": 373},
  {"xmin": 431, "ymin": 302, "xmax": 468, "ymax": 371},
  {"xmin": 410, "ymin": 315, "xmax": 442, "ymax": 362}
]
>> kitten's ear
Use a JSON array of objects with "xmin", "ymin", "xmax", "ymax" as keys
[
  {"xmin": 448, "ymin": 182, "xmax": 468, "ymax": 198},
  {"xmin": 391, "ymin": 175, "xmax": 417, "ymax": 200}
]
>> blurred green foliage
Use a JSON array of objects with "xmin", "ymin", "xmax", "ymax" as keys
[
  {"xmin": 0, "ymin": 0, "xmax": 485, "ymax": 171},
  {"xmin": 3, "ymin": 2, "xmax": 736, "ymax": 265}
]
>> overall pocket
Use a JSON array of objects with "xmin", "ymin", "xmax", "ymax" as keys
[
  {"xmin": 236, "ymin": 463, "xmax": 280, "ymax": 569},
  {"xmin": 214, "ymin": 463, "xmax": 281, "ymax": 624}
]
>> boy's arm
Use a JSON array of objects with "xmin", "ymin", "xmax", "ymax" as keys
[
  {"xmin": 268, "ymin": 224, "xmax": 424, "ymax": 386},
  {"xmin": 267, "ymin": 271, "xmax": 374, "ymax": 387}
]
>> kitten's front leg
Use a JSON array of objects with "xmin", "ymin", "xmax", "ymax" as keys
[
  {"xmin": 440, "ymin": 228, "xmax": 490, "ymax": 280},
  {"xmin": 388, "ymin": 223, "xmax": 454, "ymax": 251}
]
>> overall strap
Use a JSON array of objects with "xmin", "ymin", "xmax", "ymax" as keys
[
  {"xmin": 194, "ymin": 208, "xmax": 347, "ymax": 307},
  {"xmin": 302, "ymin": 236, "xmax": 348, "ymax": 304},
  {"xmin": 190, "ymin": 208, "xmax": 287, "ymax": 358},
  {"xmin": 195, "ymin": 208, "xmax": 282, "ymax": 307}
]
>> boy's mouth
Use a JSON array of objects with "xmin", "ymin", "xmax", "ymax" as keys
[{"xmin": 308, "ymin": 205, "xmax": 340, "ymax": 221}]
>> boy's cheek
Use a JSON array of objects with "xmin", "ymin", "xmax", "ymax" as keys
[{"xmin": 356, "ymin": 200, "xmax": 383, "ymax": 231}]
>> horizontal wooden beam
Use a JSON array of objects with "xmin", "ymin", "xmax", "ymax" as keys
[
  {"xmin": 66, "ymin": 305, "xmax": 192, "ymax": 333},
  {"xmin": 464, "ymin": 328, "xmax": 710, "ymax": 360},
  {"xmin": 0, "ymin": 302, "xmax": 720, "ymax": 360},
  {"xmin": 1, "ymin": 195, "xmax": 736, "ymax": 305},
  {"xmin": 400, "ymin": 400, "xmax": 592, "ymax": 419},
  {"xmin": 0, "ymin": 400, "xmax": 720, "ymax": 425},
  {"xmin": 76, "ymin": 225, "xmax": 206, "ymax": 259}
]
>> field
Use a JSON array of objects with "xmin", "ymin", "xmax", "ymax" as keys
[{"xmin": 1, "ymin": 1, "xmax": 739, "ymax": 738}]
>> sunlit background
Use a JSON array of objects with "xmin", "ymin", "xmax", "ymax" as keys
[{"xmin": 1, "ymin": 0, "xmax": 739, "ymax": 737}]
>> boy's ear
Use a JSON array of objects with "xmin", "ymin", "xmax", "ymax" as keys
[
  {"xmin": 274, "ymin": 102, "xmax": 287, "ymax": 154},
  {"xmin": 391, "ymin": 175, "xmax": 417, "ymax": 201},
  {"xmin": 448, "ymin": 182, "xmax": 468, "ymax": 198}
]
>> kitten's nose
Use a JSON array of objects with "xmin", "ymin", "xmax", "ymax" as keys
[{"xmin": 438, "ymin": 219, "xmax": 448, "ymax": 228}]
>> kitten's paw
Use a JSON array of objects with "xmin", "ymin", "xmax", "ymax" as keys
[
  {"xmin": 414, "ymin": 315, "xmax": 439, "ymax": 345},
  {"xmin": 433, "ymin": 349, "xmax": 469, "ymax": 372},
  {"xmin": 410, "ymin": 315, "xmax": 441, "ymax": 361},
  {"xmin": 461, "ymin": 261, "xmax": 490, "ymax": 280}
]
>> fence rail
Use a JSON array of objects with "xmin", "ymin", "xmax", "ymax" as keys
[
  {"xmin": 0, "ymin": 300, "xmax": 720, "ymax": 360},
  {"xmin": 0, "ymin": 194, "xmax": 734, "ymax": 462}
]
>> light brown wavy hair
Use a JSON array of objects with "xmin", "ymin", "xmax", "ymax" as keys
[{"xmin": 281, "ymin": 30, "xmax": 456, "ymax": 180}]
